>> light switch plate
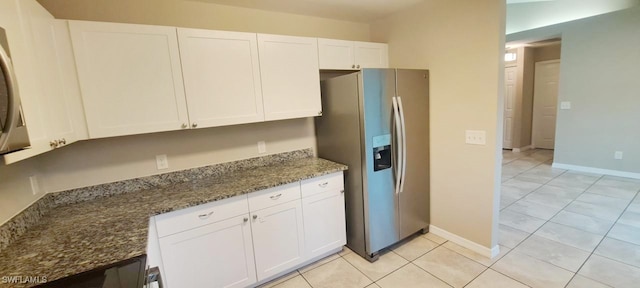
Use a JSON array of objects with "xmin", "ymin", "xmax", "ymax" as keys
[
  {"xmin": 465, "ymin": 130, "xmax": 486, "ymax": 145},
  {"xmin": 29, "ymin": 176, "xmax": 40, "ymax": 195},
  {"xmin": 560, "ymin": 101, "xmax": 571, "ymax": 110}
]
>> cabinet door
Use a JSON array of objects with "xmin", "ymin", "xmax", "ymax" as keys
[
  {"xmin": 250, "ymin": 200, "xmax": 305, "ymax": 280},
  {"xmin": 302, "ymin": 189, "xmax": 346, "ymax": 259},
  {"xmin": 69, "ymin": 21, "xmax": 189, "ymax": 138},
  {"xmin": 318, "ymin": 38, "xmax": 355, "ymax": 70},
  {"xmin": 3, "ymin": 1, "xmax": 88, "ymax": 164},
  {"xmin": 257, "ymin": 34, "xmax": 321, "ymax": 121},
  {"xmin": 159, "ymin": 214, "xmax": 257, "ymax": 288},
  {"xmin": 178, "ymin": 28, "xmax": 264, "ymax": 128},
  {"xmin": 354, "ymin": 41, "xmax": 389, "ymax": 68}
]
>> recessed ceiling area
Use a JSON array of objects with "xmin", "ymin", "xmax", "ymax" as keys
[{"xmin": 189, "ymin": 0, "xmax": 425, "ymax": 22}]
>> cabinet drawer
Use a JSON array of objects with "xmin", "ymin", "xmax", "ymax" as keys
[
  {"xmin": 155, "ymin": 194, "xmax": 249, "ymax": 237},
  {"xmin": 300, "ymin": 172, "xmax": 344, "ymax": 198},
  {"xmin": 248, "ymin": 183, "xmax": 301, "ymax": 211}
]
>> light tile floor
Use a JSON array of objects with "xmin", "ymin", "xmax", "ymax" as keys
[{"xmin": 260, "ymin": 149, "xmax": 640, "ymax": 288}]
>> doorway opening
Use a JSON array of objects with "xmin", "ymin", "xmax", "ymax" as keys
[{"xmin": 502, "ymin": 38, "xmax": 561, "ymax": 154}]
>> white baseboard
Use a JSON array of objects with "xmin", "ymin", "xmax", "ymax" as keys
[
  {"xmin": 512, "ymin": 145, "xmax": 532, "ymax": 153},
  {"xmin": 429, "ymin": 225, "xmax": 500, "ymax": 258},
  {"xmin": 552, "ymin": 163, "xmax": 640, "ymax": 180}
]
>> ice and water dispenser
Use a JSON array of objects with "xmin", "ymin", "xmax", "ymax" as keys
[{"xmin": 373, "ymin": 134, "xmax": 392, "ymax": 172}]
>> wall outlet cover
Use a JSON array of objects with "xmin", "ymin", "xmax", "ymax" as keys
[
  {"xmin": 156, "ymin": 154, "xmax": 169, "ymax": 170},
  {"xmin": 560, "ymin": 101, "xmax": 571, "ymax": 110},
  {"xmin": 257, "ymin": 141, "xmax": 266, "ymax": 154},
  {"xmin": 614, "ymin": 151, "xmax": 623, "ymax": 160}
]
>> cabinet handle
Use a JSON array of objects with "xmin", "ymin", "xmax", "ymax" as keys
[
  {"xmin": 49, "ymin": 140, "xmax": 59, "ymax": 148},
  {"xmin": 253, "ymin": 215, "xmax": 258, "ymax": 220},
  {"xmin": 59, "ymin": 138, "xmax": 66, "ymax": 145},
  {"xmin": 243, "ymin": 217, "xmax": 248, "ymax": 222},
  {"xmin": 198, "ymin": 211, "xmax": 214, "ymax": 219},
  {"xmin": 270, "ymin": 193, "xmax": 282, "ymax": 200},
  {"xmin": 357, "ymin": 65, "xmax": 361, "ymax": 69},
  {"xmin": 318, "ymin": 111, "xmax": 323, "ymax": 116},
  {"xmin": 181, "ymin": 123, "xmax": 188, "ymax": 129},
  {"xmin": 352, "ymin": 64, "xmax": 356, "ymax": 69},
  {"xmin": 318, "ymin": 182, "xmax": 329, "ymax": 188},
  {"xmin": 192, "ymin": 123, "xmax": 198, "ymax": 128},
  {"xmin": 341, "ymin": 190, "xmax": 345, "ymax": 194}
]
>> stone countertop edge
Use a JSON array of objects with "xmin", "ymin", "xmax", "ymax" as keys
[{"xmin": 0, "ymin": 155, "xmax": 347, "ymax": 287}]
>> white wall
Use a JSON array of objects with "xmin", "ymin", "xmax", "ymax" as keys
[
  {"xmin": 371, "ymin": 0, "xmax": 505, "ymax": 249},
  {"xmin": 0, "ymin": 0, "xmax": 371, "ymax": 225},
  {"xmin": 507, "ymin": 0, "xmax": 639, "ymax": 34}
]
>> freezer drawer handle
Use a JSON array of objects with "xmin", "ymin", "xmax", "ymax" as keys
[
  {"xmin": 198, "ymin": 211, "xmax": 214, "ymax": 219},
  {"xmin": 318, "ymin": 182, "xmax": 329, "ymax": 188},
  {"xmin": 270, "ymin": 193, "xmax": 283, "ymax": 200}
]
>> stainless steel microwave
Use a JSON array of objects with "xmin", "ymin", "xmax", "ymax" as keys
[{"xmin": 0, "ymin": 26, "xmax": 30, "ymax": 154}]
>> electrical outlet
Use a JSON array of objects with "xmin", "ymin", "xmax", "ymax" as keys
[
  {"xmin": 614, "ymin": 151, "xmax": 623, "ymax": 160},
  {"xmin": 560, "ymin": 101, "xmax": 571, "ymax": 110},
  {"xmin": 29, "ymin": 176, "xmax": 39, "ymax": 195},
  {"xmin": 257, "ymin": 141, "xmax": 266, "ymax": 154},
  {"xmin": 465, "ymin": 130, "xmax": 486, "ymax": 145},
  {"xmin": 156, "ymin": 154, "xmax": 169, "ymax": 170}
]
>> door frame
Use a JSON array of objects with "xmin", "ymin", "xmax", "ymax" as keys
[{"xmin": 531, "ymin": 59, "xmax": 561, "ymax": 149}]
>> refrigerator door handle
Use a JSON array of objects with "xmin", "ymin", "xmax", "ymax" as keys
[
  {"xmin": 392, "ymin": 96, "xmax": 402, "ymax": 195},
  {"xmin": 397, "ymin": 96, "xmax": 407, "ymax": 193}
]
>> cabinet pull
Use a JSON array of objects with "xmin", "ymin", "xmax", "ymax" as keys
[
  {"xmin": 352, "ymin": 64, "xmax": 356, "ymax": 69},
  {"xmin": 341, "ymin": 190, "xmax": 345, "ymax": 194},
  {"xmin": 357, "ymin": 64, "xmax": 361, "ymax": 69},
  {"xmin": 253, "ymin": 215, "xmax": 258, "ymax": 220},
  {"xmin": 243, "ymin": 217, "xmax": 248, "ymax": 222},
  {"xmin": 198, "ymin": 211, "xmax": 214, "ymax": 219},
  {"xmin": 270, "ymin": 193, "xmax": 282, "ymax": 200},
  {"xmin": 181, "ymin": 123, "xmax": 187, "ymax": 129},
  {"xmin": 192, "ymin": 123, "xmax": 198, "ymax": 128},
  {"xmin": 318, "ymin": 182, "xmax": 329, "ymax": 188},
  {"xmin": 49, "ymin": 140, "xmax": 59, "ymax": 148}
]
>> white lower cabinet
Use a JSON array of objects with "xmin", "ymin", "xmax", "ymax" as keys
[
  {"xmin": 302, "ymin": 189, "xmax": 346, "ymax": 259},
  {"xmin": 251, "ymin": 200, "xmax": 305, "ymax": 281},
  {"xmin": 159, "ymin": 214, "xmax": 256, "ymax": 288},
  {"xmin": 153, "ymin": 172, "xmax": 345, "ymax": 288}
]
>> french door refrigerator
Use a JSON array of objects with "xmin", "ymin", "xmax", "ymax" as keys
[{"xmin": 316, "ymin": 68, "xmax": 430, "ymax": 261}]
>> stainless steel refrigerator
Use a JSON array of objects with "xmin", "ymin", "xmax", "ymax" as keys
[{"xmin": 315, "ymin": 68, "xmax": 430, "ymax": 261}]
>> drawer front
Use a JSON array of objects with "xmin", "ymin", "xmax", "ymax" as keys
[
  {"xmin": 248, "ymin": 183, "xmax": 301, "ymax": 211},
  {"xmin": 300, "ymin": 172, "xmax": 344, "ymax": 198},
  {"xmin": 155, "ymin": 194, "xmax": 249, "ymax": 237}
]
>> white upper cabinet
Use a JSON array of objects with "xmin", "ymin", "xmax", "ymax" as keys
[
  {"xmin": 69, "ymin": 21, "xmax": 189, "ymax": 138},
  {"xmin": 2, "ymin": 0, "xmax": 88, "ymax": 164},
  {"xmin": 318, "ymin": 38, "xmax": 389, "ymax": 70},
  {"xmin": 257, "ymin": 34, "xmax": 322, "ymax": 121},
  {"xmin": 177, "ymin": 28, "xmax": 264, "ymax": 128}
]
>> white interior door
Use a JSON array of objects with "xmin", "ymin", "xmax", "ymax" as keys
[
  {"xmin": 532, "ymin": 60, "xmax": 560, "ymax": 150},
  {"xmin": 503, "ymin": 66, "xmax": 517, "ymax": 149}
]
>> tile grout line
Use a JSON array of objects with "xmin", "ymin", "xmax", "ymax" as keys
[
  {"xmin": 498, "ymin": 151, "xmax": 604, "ymax": 286},
  {"xmin": 500, "ymin": 158, "xmax": 567, "ymax": 212},
  {"xmin": 563, "ymin": 188, "xmax": 640, "ymax": 287}
]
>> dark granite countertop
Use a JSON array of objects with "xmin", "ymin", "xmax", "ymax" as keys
[{"xmin": 0, "ymin": 157, "xmax": 346, "ymax": 287}]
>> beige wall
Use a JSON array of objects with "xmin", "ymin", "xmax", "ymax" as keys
[
  {"xmin": 0, "ymin": 0, "xmax": 371, "ymax": 225},
  {"xmin": 39, "ymin": 119, "xmax": 315, "ymax": 192},
  {"xmin": 36, "ymin": 0, "xmax": 370, "ymax": 41},
  {"xmin": 371, "ymin": 0, "xmax": 504, "ymax": 248}
]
